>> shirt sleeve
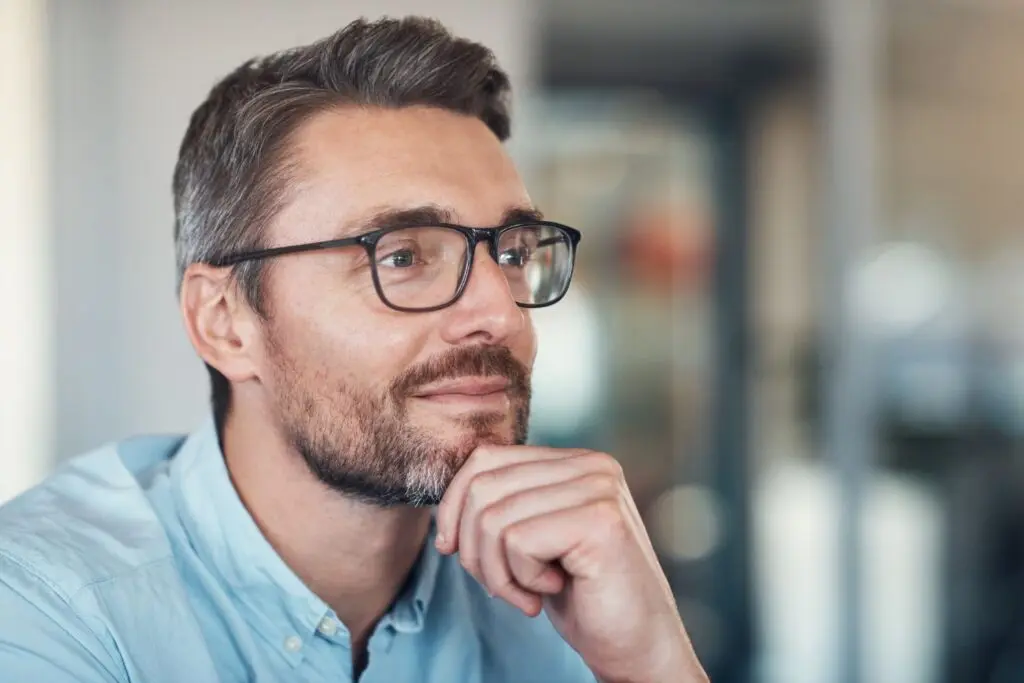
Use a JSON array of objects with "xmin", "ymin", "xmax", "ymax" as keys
[{"xmin": 0, "ymin": 553, "xmax": 125, "ymax": 683}]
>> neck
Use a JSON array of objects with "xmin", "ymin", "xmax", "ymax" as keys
[{"xmin": 220, "ymin": 405, "xmax": 433, "ymax": 645}]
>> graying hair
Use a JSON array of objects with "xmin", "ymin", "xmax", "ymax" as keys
[{"xmin": 171, "ymin": 16, "xmax": 513, "ymax": 427}]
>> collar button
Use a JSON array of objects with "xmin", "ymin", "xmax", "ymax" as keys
[{"xmin": 317, "ymin": 617, "xmax": 338, "ymax": 637}]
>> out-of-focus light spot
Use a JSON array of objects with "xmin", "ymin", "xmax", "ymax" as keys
[
  {"xmin": 854, "ymin": 242, "xmax": 953, "ymax": 336},
  {"xmin": 648, "ymin": 485, "xmax": 723, "ymax": 563}
]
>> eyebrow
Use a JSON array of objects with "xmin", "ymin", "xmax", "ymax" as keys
[{"xmin": 341, "ymin": 204, "xmax": 546, "ymax": 236}]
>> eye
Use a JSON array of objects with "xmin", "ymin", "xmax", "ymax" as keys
[
  {"xmin": 499, "ymin": 245, "xmax": 532, "ymax": 268},
  {"xmin": 378, "ymin": 246, "xmax": 420, "ymax": 269}
]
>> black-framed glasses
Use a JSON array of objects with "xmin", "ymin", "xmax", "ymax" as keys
[{"xmin": 210, "ymin": 221, "xmax": 582, "ymax": 313}]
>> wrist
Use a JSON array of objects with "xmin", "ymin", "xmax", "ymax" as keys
[
  {"xmin": 597, "ymin": 663, "xmax": 708, "ymax": 683},
  {"xmin": 595, "ymin": 626, "xmax": 709, "ymax": 683}
]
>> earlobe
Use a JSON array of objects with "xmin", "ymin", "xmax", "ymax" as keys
[{"xmin": 180, "ymin": 264, "xmax": 259, "ymax": 385}]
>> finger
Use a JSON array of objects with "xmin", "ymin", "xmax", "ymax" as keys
[
  {"xmin": 453, "ymin": 453, "xmax": 621, "ymax": 567},
  {"xmin": 505, "ymin": 499, "xmax": 632, "ymax": 586},
  {"xmin": 435, "ymin": 446, "xmax": 594, "ymax": 552},
  {"xmin": 471, "ymin": 473, "xmax": 619, "ymax": 610},
  {"xmin": 450, "ymin": 458, "xmax": 606, "ymax": 598}
]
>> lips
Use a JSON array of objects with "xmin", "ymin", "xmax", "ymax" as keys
[{"xmin": 412, "ymin": 376, "xmax": 511, "ymax": 398}]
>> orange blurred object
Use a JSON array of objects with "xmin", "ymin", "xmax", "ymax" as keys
[{"xmin": 619, "ymin": 201, "xmax": 713, "ymax": 292}]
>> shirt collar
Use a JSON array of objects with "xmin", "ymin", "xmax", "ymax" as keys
[{"xmin": 169, "ymin": 418, "xmax": 442, "ymax": 659}]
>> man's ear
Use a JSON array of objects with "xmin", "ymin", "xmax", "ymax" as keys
[{"xmin": 180, "ymin": 263, "xmax": 261, "ymax": 385}]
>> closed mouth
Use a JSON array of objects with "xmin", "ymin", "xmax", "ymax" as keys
[{"xmin": 412, "ymin": 376, "xmax": 511, "ymax": 398}]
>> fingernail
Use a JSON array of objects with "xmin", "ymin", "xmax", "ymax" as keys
[{"xmin": 435, "ymin": 533, "xmax": 446, "ymax": 551}]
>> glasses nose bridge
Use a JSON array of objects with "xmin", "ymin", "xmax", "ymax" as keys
[{"xmin": 466, "ymin": 226, "xmax": 501, "ymax": 261}]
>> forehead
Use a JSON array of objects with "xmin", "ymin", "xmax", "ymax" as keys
[{"xmin": 271, "ymin": 105, "xmax": 531, "ymax": 242}]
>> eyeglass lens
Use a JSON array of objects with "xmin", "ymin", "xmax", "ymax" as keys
[{"xmin": 373, "ymin": 225, "xmax": 574, "ymax": 310}]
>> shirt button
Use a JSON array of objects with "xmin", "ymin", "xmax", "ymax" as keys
[
  {"xmin": 284, "ymin": 635, "xmax": 303, "ymax": 653},
  {"xmin": 317, "ymin": 617, "xmax": 338, "ymax": 637}
]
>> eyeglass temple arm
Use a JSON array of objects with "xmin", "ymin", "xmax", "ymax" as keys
[{"xmin": 536, "ymin": 236, "xmax": 577, "ymax": 248}]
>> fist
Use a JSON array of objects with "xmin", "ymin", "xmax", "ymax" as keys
[{"xmin": 435, "ymin": 446, "xmax": 708, "ymax": 683}]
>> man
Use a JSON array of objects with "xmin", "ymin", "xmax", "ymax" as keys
[{"xmin": 0, "ymin": 17, "xmax": 707, "ymax": 683}]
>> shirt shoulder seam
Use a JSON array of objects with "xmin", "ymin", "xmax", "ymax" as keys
[
  {"xmin": 0, "ymin": 545, "xmax": 172, "ymax": 601},
  {"xmin": 0, "ymin": 548, "xmax": 128, "ymax": 681},
  {"xmin": 73, "ymin": 555, "xmax": 172, "ymax": 594},
  {"xmin": 0, "ymin": 546, "xmax": 73, "ymax": 603}
]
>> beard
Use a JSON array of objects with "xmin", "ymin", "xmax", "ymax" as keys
[{"xmin": 267, "ymin": 339, "xmax": 532, "ymax": 507}]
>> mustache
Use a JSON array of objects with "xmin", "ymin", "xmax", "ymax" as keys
[{"xmin": 390, "ymin": 346, "xmax": 531, "ymax": 401}]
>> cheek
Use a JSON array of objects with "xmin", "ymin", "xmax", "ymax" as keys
[
  {"xmin": 264, "ymin": 264, "xmax": 537, "ymax": 392},
  {"xmin": 517, "ymin": 313, "xmax": 538, "ymax": 369},
  {"xmin": 337, "ymin": 319, "xmax": 427, "ymax": 388},
  {"xmin": 266, "ymin": 270, "xmax": 431, "ymax": 392}
]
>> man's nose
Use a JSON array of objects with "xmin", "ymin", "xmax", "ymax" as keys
[{"xmin": 438, "ymin": 243, "xmax": 525, "ymax": 346}]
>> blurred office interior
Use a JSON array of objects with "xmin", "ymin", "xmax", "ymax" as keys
[{"xmin": 6, "ymin": 1, "xmax": 1024, "ymax": 681}]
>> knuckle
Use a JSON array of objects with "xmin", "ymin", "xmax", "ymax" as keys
[
  {"xmin": 603, "ymin": 455, "xmax": 626, "ymax": 479},
  {"xmin": 469, "ymin": 444, "xmax": 492, "ymax": 461},
  {"xmin": 465, "ymin": 473, "xmax": 497, "ymax": 511},
  {"xmin": 459, "ymin": 448, "xmax": 488, "ymax": 477},
  {"xmin": 504, "ymin": 524, "xmax": 526, "ymax": 555},
  {"xmin": 494, "ymin": 576, "xmax": 519, "ymax": 596},
  {"xmin": 517, "ymin": 568, "xmax": 544, "ymax": 592},
  {"xmin": 476, "ymin": 468, "xmax": 503, "ymax": 488},
  {"xmin": 478, "ymin": 505, "xmax": 505, "ymax": 539},
  {"xmin": 465, "ymin": 484, "xmax": 485, "ymax": 512},
  {"xmin": 584, "ymin": 451, "xmax": 624, "ymax": 478},
  {"xmin": 593, "ymin": 472, "xmax": 621, "ymax": 497},
  {"xmin": 473, "ymin": 445, "xmax": 500, "ymax": 467},
  {"xmin": 498, "ymin": 585, "xmax": 521, "ymax": 602},
  {"xmin": 593, "ymin": 498, "xmax": 626, "ymax": 529}
]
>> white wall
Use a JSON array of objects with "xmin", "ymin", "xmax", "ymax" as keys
[
  {"xmin": 48, "ymin": 0, "xmax": 537, "ymax": 460},
  {"xmin": 0, "ymin": 0, "xmax": 52, "ymax": 501}
]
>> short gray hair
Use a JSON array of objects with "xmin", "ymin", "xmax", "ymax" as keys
[{"xmin": 171, "ymin": 16, "xmax": 513, "ymax": 427}]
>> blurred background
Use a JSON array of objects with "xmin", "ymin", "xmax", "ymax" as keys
[{"xmin": 6, "ymin": 0, "xmax": 1024, "ymax": 681}]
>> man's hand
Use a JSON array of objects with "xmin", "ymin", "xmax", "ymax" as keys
[{"xmin": 435, "ymin": 446, "xmax": 709, "ymax": 683}]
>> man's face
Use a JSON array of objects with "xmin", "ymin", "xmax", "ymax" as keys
[{"xmin": 255, "ymin": 106, "xmax": 537, "ymax": 506}]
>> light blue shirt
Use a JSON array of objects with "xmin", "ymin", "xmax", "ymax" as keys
[{"xmin": 0, "ymin": 419, "xmax": 595, "ymax": 682}]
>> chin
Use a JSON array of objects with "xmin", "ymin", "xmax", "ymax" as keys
[
  {"xmin": 414, "ymin": 406, "xmax": 510, "ymax": 433},
  {"xmin": 444, "ymin": 425, "xmax": 513, "ymax": 450}
]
